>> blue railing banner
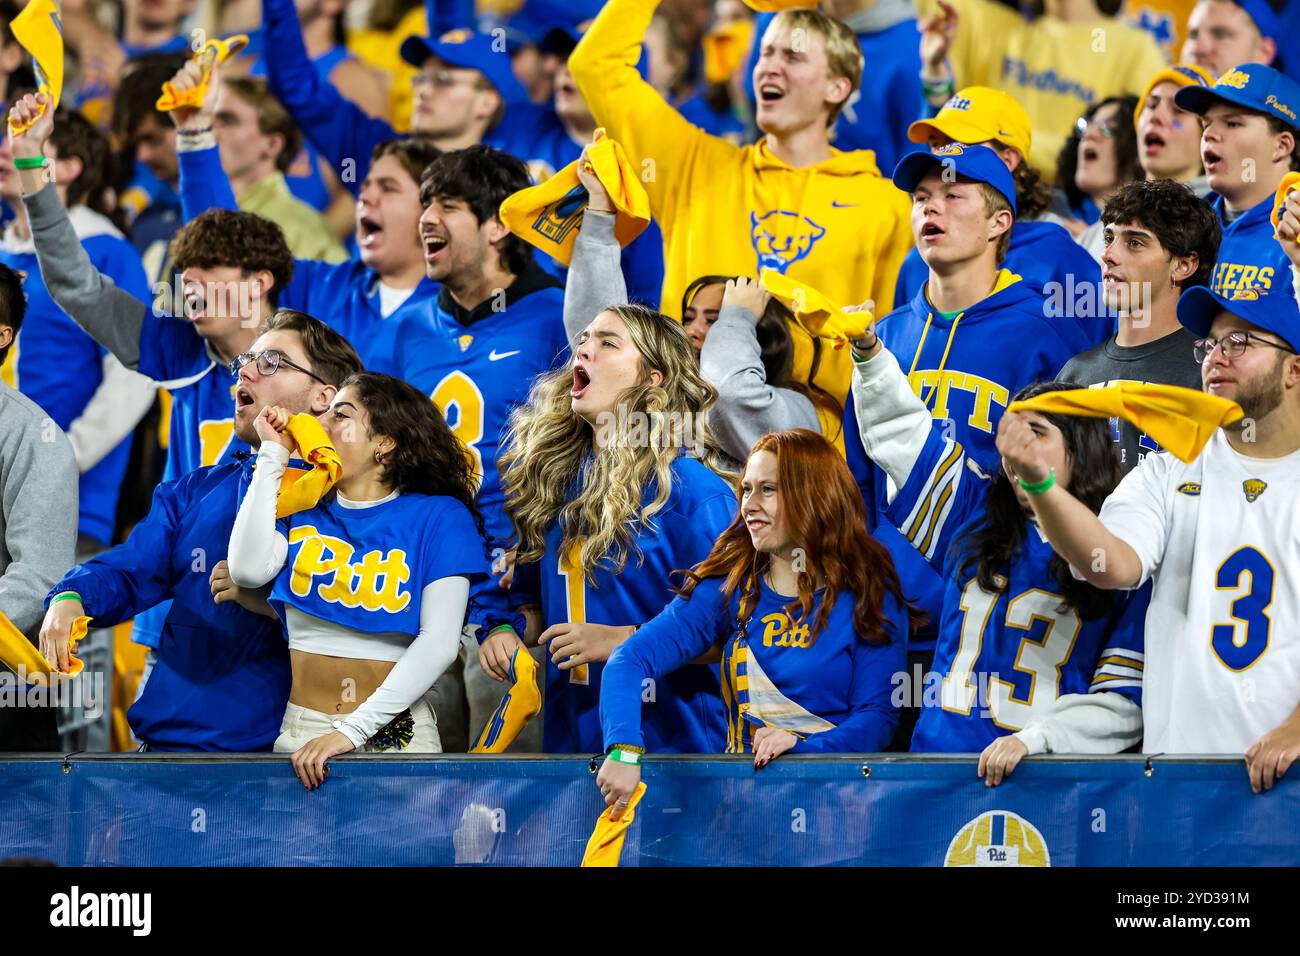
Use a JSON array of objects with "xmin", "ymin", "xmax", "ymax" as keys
[{"xmin": 1, "ymin": 755, "xmax": 1296, "ymax": 866}]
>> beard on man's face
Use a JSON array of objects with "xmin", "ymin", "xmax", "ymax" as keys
[{"xmin": 1230, "ymin": 354, "xmax": 1286, "ymax": 427}]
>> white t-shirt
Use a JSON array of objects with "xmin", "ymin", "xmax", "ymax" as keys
[
  {"xmin": 377, "ymin": 281, "xmax": 416, "ymax": 318},
  {"xmin": 1097, "ymin": 430, "xmax": 1300, "ymax": 753}
]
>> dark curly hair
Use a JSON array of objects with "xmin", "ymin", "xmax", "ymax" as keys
[
  {"xmin": 1057, "ymin": 95, "xmax": 1143, "ymax": 212},
  {"xmin": 953, "ymin": 381, "xmax": 1122, "ymax": 621},
  {"xmin": 419, "ymin": 145, "xmax": 534, "ymax": 276},
  {"xmin": 170, "ymin": 209, "xmax": 296, "ymax": 307},
  {"xmin": 1101, "ymin": 179, "xmax": 1222, "ymax": 289},
  {"xmin": 337, "ymin": 372, "xmax": 490, "ymax": 556}
]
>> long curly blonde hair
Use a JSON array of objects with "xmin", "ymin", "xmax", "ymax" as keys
[{"xmin": 500, "ymin": 304, "xmax": 737, "ymax": 583}]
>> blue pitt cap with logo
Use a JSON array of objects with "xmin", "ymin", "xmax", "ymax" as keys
[
  {"xmin": 1173, "ymin": 63, "xmax": 1300, "ymax": 131},
  {"xmin": 401, "ymin": 28, "xmax": 529, "ymax": 105},
  {"xmin": 891, "ymin": 143, "xmax": 1018, "ymax": 216},
  {"xmin": 1177, "ymin": 284, "xmax": 1300, "ymax": 348}
]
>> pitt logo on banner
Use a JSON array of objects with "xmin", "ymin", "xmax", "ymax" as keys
[{"xmin": 288, "ymin": 526, "xmax": 412, "ymax": 612}]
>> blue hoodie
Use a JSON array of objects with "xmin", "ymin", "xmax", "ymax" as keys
[
  {"xmin": 894, "ymin": 219, "xmax": 1103, "ymax": 333},
  {"xmin": 1210, "ymin": 193, "xmax": 1296, "ymax": 298},
  {"xmin": 845, "ymin": 272, "xmax": 1087, "ymax": 652},
  {"xmin": 50, "ymin": 457, "xmax": 290, "ymax": 751}
]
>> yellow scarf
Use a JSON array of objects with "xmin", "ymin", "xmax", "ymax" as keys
[
  {"xmin": 1271, "ymin": 171, "xmax": 1300, "ymax": 234},
  {"xmin": 1007, "ymin": 382, "xmax": 1243, "ymax": 463},
  {"xmin": 581, "ymin": 782, "xmax": 647, "ymax": 867},
  {"xmin": 156, "ymin": 35, "xmax": 250, "ymax": 112},
  {"xmin": 499, "ymin": 129, "xmax": 651, "ymax": 267},
  {"xmin": 0, "ymin": 611, "xmax": 90, "ymax": 683},
  {"xmin": 469, "ymin": 647, "xmax": 542, "ymax": 753},
  {"xmin": 275, "ymin": 414, "xmax": 343, "ymax": 519}
]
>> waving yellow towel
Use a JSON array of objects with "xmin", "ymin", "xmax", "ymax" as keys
[
  {"xmin": 704, "ymin": 20, "xmax": 755, "ymax": 85},
  {"xmin": 760, "ymin": 270, "xmax": 873, "ymax": 347},
  {"xmin": 7, "ymin": 0, "xmax": 64, "ymax": 135},
  {"xmin": 742, "ymin": 0, "xmax": 818, "ymax": 9},
  {"xmin": 0, "ymin": 611, "xmax": 90, "ymax": 683},
  {"xmin": 499, "ymin": 129, "xmax": 651, "ymax": 266},
  {"xmin": 470, "ymin": 646, "xmax": 542, "ymax": 753},
  {"xmin": 1007, "ymin": 383, "xmax": 1243, "ymax": 464},
  {"xmin": 1271, "ymin": 171, "xmax": 1300, "ymax": 234},
  {"xmin": 275, "ymin": 413, "xmax": 343, "ymax": 519},
  {"xmin": 581, "ymin": 782, "xmax": 647, "ymax": 867},
  {"xmin": 155, "ymin": 35, "xmax": 249, "ymax": 112}
]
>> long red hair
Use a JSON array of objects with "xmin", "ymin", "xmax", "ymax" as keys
[{"xmin": 678, "ymin": 429, "xmax": 921, "ymax": 644}]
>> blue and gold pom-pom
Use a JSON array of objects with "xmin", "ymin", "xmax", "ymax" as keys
[{"xmin": 369, "ymin": 709, "xmax": 415, "ymax": 752}]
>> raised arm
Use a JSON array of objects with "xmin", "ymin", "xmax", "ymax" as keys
[
  {"xmin": 564, "ymin": 211, "xmax": 628, "ymax": 344},
  {"xmin": 699, "ymin": 280, "xmax": 820, "ymax": 462},
  {"xmin": 262, "ymin": 0, "xmax": 398, "ymax": 197},
  {"xmin": 996, "ymin": 411, "xmax": 1147, "ymax": 590},
  {"xmin": 568, "ymin": 0, "xmax": 725, "ymax": 219},
  {"xmin": 10, "ymin": 93, "xmax": 151, "ymax": 368}
]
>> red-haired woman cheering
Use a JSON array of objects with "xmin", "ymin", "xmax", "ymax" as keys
[{"xmin": 596, "ymin": 429, "xmax": 915, "ymax": 809}]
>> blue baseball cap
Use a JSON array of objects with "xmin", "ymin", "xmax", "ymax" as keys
[
  {"xmin": 1174, "ymin": 63, "xmax": 1300, "ymax": 130},
  {"xmin": 891, "ymin": 143, "xmax": 1018, "ymax": 216},
  {"xmin": 1177, "ymin": 285, "xmax": 1300, "ymax": 349},
  {"xmin": 400, "ymin": 29, "xmax": 529, "ymax": 105}
]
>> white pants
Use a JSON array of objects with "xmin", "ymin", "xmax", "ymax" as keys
[{"xmin": 273, "ymin": 697, "xmax": 442, "ymax": 753}]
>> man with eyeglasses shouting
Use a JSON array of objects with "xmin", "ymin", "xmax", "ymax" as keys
[
  {"xmin": 989, "ymin": 285, "xmax": 1300, "ymax": 793},
  {"xmin": 36, "ymin": 310, "xmax": 363, "ymax": 751}
]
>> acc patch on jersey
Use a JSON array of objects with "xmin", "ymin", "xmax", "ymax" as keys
[
  {"xmin": 944, "ymin": 811, "xmax": 1051, "ymax": 867},
  {"xmin": 1242, "ymin": 479, "xmax": 1267, "ymax": 503},
  {"xmin": 1176, "ymin": 482, "xmax": 1201, "ymax": 497}
]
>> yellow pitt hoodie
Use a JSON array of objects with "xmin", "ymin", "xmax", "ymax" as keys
[{"xmin": 569, "ymin": 0, "xmax": 914, "ymax": 324}]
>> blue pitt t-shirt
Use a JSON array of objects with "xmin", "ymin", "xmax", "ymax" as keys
[{"xmin": 272, "ymin": 493, "xmax": 488, "ymax": 635}]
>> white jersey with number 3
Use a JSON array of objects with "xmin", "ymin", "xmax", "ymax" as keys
[{"xmin": 1097, "ymin": 430, "xmax": 1300, "ymax": 753}]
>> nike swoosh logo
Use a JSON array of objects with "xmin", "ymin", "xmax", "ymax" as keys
[
  {"xmin": 831, "ymin": 201, "xmax": 861, "ymax": 208},
  {"xmin": 489, "ymin": 349, "xmax": 521, "ymax": 361}
]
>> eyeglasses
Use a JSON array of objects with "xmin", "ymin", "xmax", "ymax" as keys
[
  {"xmin": 1076, "ymin": 116, "xmax": 1119, "ymax": 138},
  {"xmin": 1193, "ymin": 330, "xmax": 1298, "ymax": 364},
  {"xmin": 229, "ymin": 349, "xmax": 328, "ymax": 385}
]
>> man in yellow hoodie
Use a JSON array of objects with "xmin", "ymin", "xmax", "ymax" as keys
[{"xmin": 568, "ymin": 0, "xmax": 913, "ymax": 323}]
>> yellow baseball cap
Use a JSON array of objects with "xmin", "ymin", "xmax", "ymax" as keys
[
  {"xmin": 907, "ymin": 86, "xmax": 1032, "ymax": 158},
  {"xmin": 1133, "ymin": 63, "xmax": 1216, "ymax": 127}
]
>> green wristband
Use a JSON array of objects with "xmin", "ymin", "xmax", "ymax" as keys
[
  {"xmin": 1017, "ymin": 468, "xmax": 1056, "ymax": 495},
  {"xmin": 606, "ymin": 748, "xmax": 641, "ymax": 765},
  {"xmin": 486, "ymin": 624, "xmax": 516, "ymax": 637},
  {"xmin": 50, "ymin": 591, "xmax": 82, "ymax": 606},
  {"xmin": 13, "ymin": 155, "xmax": 47, "ymax": 170}
]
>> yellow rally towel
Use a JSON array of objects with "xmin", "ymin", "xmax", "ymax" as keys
[
  {"xmin": 1271, "ymin": 171, "xmax": 1300, "ymax": 233},
  {"xmin": 1007, "ymin": 383, "xmax": 1243, "ymax": 464},
  {"xmin": 155, "ymin": 35, "xmax": 250, "ymax": 112},
  {"xmin": 742, "ymin": 0, "xmax": 818, "ymax": 9},
  {"xmin": 470, "ymin": 646, "xmax": 542, "ymax": 753},
  {"xmin": 703, "ymin": 20, "xmax": 755, "ymax": 85},
  {"xmin": 499, "ymin": 128, "xmax": 651, "ymax": 267},
  {"xmin": 0, "ymin": 611, "xmax": 90, "ymax": 683},
  {"xmin": 581, "ymin": 781, "xmax": 647, "ymax": 867},
  {"xmin": 760, "ymin": 270, "xmax": 874, "ymax": 347},
  {"xmin": 7, "ymin": 0, "xmax": 64, "ymax": 136},
  {"xmin": 275, "ymin": 413, "xmax": 343, "ymax": 519}
]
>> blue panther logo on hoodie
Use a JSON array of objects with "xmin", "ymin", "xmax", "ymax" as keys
[{"xmin": 750, "ymin": 211, "xmax": 827, "ymax": 274}]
